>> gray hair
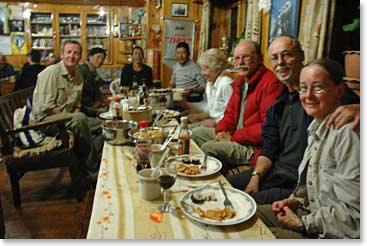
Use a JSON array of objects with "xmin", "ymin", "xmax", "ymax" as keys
[
  {"xmin": 197, "ymin": 48, "xmax": 228, "ymax": 71},
  {"xmin": 61, "ymin": 39, "xmax": 82, "ymax": 54},
  {"xmin": 303, "ymin": 58, "xmax": 344, "ymax": 85}
]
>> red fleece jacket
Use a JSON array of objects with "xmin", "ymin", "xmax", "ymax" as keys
[{"xmin": 215, "ymin": 65, "xmax": 283, "ymax": 166}]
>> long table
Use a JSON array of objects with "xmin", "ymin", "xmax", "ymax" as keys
[{"xmin": 87, "ymin": 140, "xmax": 275, "ymax": 239}]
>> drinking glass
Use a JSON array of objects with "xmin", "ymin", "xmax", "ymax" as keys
[{"xmin": 157, "ymin": 163, "xmax": 177, "ymax": 213}]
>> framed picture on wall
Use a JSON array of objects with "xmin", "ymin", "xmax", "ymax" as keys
[
  {"xmin": 171, "ymin": 3, "xmax": 189, "ymax": 17},
  {"xmin": 268, "ymin": 0, "xmax": 301, "ymax": 43}
]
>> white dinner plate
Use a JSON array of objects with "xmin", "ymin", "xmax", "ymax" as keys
[
  {"xmin": 99, "ymin": 111, "xmax": 113, "ymax": 120},
  {"xmin": 180, "ymin": 184, "xmax": 257, "ymax": 226},
  {"xmin": 162, "ymin": 109, "xmax": 180, "ymax": 118},
  {"xmin": 171, "ymin": 154, "xmax": 222, "ymax": 177}
]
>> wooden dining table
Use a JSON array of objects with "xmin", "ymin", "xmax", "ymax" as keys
[{"xmin": 87, "ymin": 131, "xmax": 275, "ymax": 239}]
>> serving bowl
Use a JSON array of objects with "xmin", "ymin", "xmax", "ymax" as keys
[{"xmin": 102, "ymin": 120, "xmax": 138, "ymax": 145}]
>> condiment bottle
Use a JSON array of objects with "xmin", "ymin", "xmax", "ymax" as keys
[
  {"xmin": 112, "ymin": 96, "xmax": 122, "ymax": 120},
  {"xmin": 178, "ymin": 116, "xmax": 190, "ymax": 155}
]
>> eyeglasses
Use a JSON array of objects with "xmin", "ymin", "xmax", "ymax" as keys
[
  {"xmin": 298, "ymin": 84, "xmax": 327, "ymax": 94},
  {"xmin": 234, "ymin": 54, "xmax": 254, "ymax": 62},
  {"xmin": 269, "ymin": 51, "xmax": 297, "ymax": 63}
]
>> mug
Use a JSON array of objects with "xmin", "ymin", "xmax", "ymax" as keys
[
  {"xmin": 137, "ymin": 169, "xmax": 161, "ymax": 201},
  {"xmin": 150, "ymin": 144, "xmax": 166, "ymax": 168}
]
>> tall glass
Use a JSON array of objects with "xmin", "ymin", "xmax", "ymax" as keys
[{"xmin": 157, "ymin": 163, "xmax": 177, "ymax": 213}]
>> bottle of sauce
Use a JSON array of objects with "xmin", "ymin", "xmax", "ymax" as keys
[
  {"xmin": 112, "ymin": 96, "xmax": 122, "ymax": 120},
  {"xmin": 178, "ymin": 116, "xmax": 190, "ymax": 155}
]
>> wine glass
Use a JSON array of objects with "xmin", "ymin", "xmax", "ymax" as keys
[{"xmin": 157, "ymin": 163, "xmax": 177, "ymax": 213}]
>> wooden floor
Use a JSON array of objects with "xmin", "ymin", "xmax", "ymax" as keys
[{"xmin": 0, "ymin": 163, "xmax": 94, "ymax": 239}]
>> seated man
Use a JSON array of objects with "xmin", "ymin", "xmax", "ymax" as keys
[
  {"xmin": 31, "ymin": 40, "xmax": 103, "ymax": 179},
  {"xmin": 120, "ymin": 46, "xmax": 153, "ymax": 89},
  {"xmin": 170, "ymin": 42, "xmax": 206, "ymax": 103},
  {"xmin": 76, "ymin": 47, "xmax": 108, "ymax": 117},
  {"xmin": 227, "ymin": 36, "xmax": 360, "ymax": 204},
  {"xmin": 191, "ymin": 40, "xmax": 283, "ymax": 172},
  {"xmin": 257, "ymin": 58, "xmax": 359, "ymax": 239},
  {"xmin": 0, "ymin": 54, "xmax": 15, "ymax": 80},
  {"xmin": 14, "ymin": 49, "xmax": 45, "ymax": 91}
]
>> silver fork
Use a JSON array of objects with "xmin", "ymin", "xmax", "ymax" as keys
[
  {"xmin": 219, "ymin": 181, "xmax": 234, "ymax": 209},
  {"xmin": 201, "ymin": 154, "xmax": 207, "ymax": 171}
]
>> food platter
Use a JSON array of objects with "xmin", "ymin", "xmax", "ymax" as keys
[
  {"xmin": 170, "ymin": 154, "xmax": 222, "ymax": 177},
  {"xmin": 99, "ymin": 111, "xmax": 113, "ymax": 120},
  {"xmin": 180, "ymin": 185, "xmax": 256, "ymax": 226}
]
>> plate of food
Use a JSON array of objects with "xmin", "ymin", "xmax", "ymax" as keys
[
  {"xmin": 99, "ymin": 111, "xmax": 113, "ymax": 120},
  {"xmin": 162, "ymin": 109, "xmax": 180, "ymax": 118},
  {"xmin": 169, "ymin": 154, "xmax": 222, "ymax": 177},
  {"xmin": 180, "ymin": 184, "xmax": 256, "ymax": 226}
]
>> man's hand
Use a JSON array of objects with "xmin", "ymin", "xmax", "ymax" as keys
[
  {"xmin": 49, "ymin": 107, "xmax": 62, "ymax": 115},
  {"xmin": 277, "ymin": 206, "xmax": 302, "ymax": 232},
  {"xmin": 182, "ymin": 88, "xmax": 193, "ymax": 96},
  {"xmin": 245, "ymin": 175, "xmax": 260, "ymax": 194},
  {"xmin": 272, "ymin": 197, "xmax": 300, "ymax": 215},
  {"xmin": 201, "ymin": 119, "xmax": 216, "ymax": 128},
  {"xmin": 215, "ymin": 131, "xmax": 231, "ymax": 141},
  {"xmin": 326, "ymin": 104, "xmax": 360, "ymax": 130}
]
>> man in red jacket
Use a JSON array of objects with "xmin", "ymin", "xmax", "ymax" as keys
[{"xmin": 191, "ymin": 40, "xmax": 283, "ymax": 172}]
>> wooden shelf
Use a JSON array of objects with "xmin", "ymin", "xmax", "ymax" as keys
[
  {"xmin": 32, "ymin": 47, "xmax": 54, "ymax": 50},
  {"xmin": 31, "ymin": 34, "xmax": 53, "ymax": 37},
  {"xmin": 87, "ymin": 22, "xmax": 107, "ymax": 25},
  {"xmin": 87, "ymin": 35, "xmax": 108, "ymax": 38},
  {"xmin": 120, "ymin": 35, "xmax": 143, "ymax": 40},
  {"xmin": 60, "ymin": 35, "xmax": 81, "ymax": 38},
  {"xmin": 59, "ymin": 22, "xmax": 80, "ymax": 25},
  {"xmin": 31, "ymin": 21, "xmax": 52, "ymax": 24}
]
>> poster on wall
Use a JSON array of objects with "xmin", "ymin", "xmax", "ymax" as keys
[
  {"xmin": 0, "ymin": 3, "xmax": 8, "ymax": 35},
  {"xmin": 163, "ymin": 19, "xmax": 195, "ymax": 68},
  {"xmin": 10, "ymin": 32, "xmax": 28, "ymax": 55},
  {"xmin": 268, "ymin": 0, "xmax": 301, "ymax": 43},
  {"xmin": 0, "ymin": 35, "xmax": 12, "ymax": 55}
]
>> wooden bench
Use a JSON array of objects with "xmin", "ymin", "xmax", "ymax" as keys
[{"xmin": 0, "ymin": 87, "xmax": 85, "ymax": 207}]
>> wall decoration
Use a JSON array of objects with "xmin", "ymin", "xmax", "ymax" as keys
[
  {"xmin": 0, "ymin": 35, "xmax": 12, "ymax": 55},
  {"xmin": 171, "ymin": 3, "xmax": 189, "ymax": 17},
  {"xmin": 163, "ymin": 19, "xmax": 195, "ymax": 68},
  {"xmin": 268, "ymin": 0, "xmax": 301, "ymax": 43},
  {"xmin": 10, "ymin": 32, "xmax": 28, "ymax": 55},
  {"xmin": 9, "ymin": 20, "xmax": 24, "ymax": 32}
]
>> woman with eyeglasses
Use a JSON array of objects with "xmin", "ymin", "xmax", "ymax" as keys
[{"xmin": 257, "ymin": 58, "xmax": 360, "ymax": 238}]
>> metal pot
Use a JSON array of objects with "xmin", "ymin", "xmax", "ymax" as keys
[
  {"xmin": 148, "ymin": 89, "xmax": 173, "ymax": 109},
  {"xmin": 102, "ymin": 120, "xmax": 138, "ymax": 145}
]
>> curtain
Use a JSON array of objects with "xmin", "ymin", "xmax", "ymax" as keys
[
  {"xmin": 198, "ymin": 0, "xmax": 211, "ymax": 56},
  {"xmin": 298, "ymin": 0, "xmax": 336, "ymax": 63}
]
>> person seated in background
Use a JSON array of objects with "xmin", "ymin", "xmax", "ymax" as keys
[
  {"xmin": 191, "ymin": 40, "xmax": 283, "ymax": 173},
  {"xmin": 170, "ymin": 42, "xmax": 206, "ymax": 103},
  {"xmin": 76, "ymin": 47, "xmax": 108, "ymax": 117},
  {"xmin": 31, "ymin": 40, "xmax": 103, "ymax": 181},
  {"xmin": 13, "ymin": 49, "xmax": 45, "ymax": 91},
  {"xmin": 46, "ymin": 53, "xmax": 60, "ymax": 66},
  {"xmin": 227, "ymin": 36, "xmax": 360, "ymax": 205},
  {"xmin": 188, "ymin": 48, "xmax": 233, "ymax": 128},
  {"xmin": 120, "ymin": 46, "xmax": 153, "ymax": 89},
  {"xmin": 257, "ymin": 58, "xmax": 360, "ymax": 239},
  {"xmin": 0, "ymin": 54, "xmax": 15, "ymax": 80}
]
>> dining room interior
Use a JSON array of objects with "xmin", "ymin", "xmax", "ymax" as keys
[{"xmin": 0, "ymin": 0, "xmax": 360, "ymax": 240}]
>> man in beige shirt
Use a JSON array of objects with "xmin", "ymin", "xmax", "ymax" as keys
[{"xmin": 31, "ymin": 40, "xmax": 103, "ymax": 180}]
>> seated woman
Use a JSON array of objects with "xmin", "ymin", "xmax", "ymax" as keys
[
  {"xmin": 189, "ymin": 48, "xmax": 233, "ymax": 128},
  {"xmin": 14, "ymin": 49, "xmax": 45, "ymax": 91},
  {"xmin": 257, "ymin": 58, "xmax": 360, "ymax": 239},
  {"xmin": 76, "ymin": 47, "xmax": 108, "ymax": 117},
  {"xmin": 120, "ymin": 46, "xmax": 153, "ymax": 89}
]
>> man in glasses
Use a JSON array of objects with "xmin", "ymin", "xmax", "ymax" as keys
[{"xmin": 227, "ymin": 35, "xmax": 360, "ymax": 204}]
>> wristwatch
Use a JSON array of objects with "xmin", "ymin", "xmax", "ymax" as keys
[{"xmin": 251, "ymin": 170, "xmax": 260, "ymax": 177}]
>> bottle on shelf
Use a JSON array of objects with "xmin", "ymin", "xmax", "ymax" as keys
[
  {"xmin": 178, "ymin": 116, "xmax": 190, "ymax": 155},
  {"xmin": 112, "ymin": 96, "xmax": 122, "ymax": 120}
]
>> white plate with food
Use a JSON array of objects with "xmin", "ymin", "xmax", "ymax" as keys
[
  {"xmin": 170, "ymin": 154, "xmax": 222, "ymax": 177},
  {"xmin": 180, "ymin": 184, "xmax": 256, "ymax": 226},
  {"xmin": 99, "ymin": 111, "xmax": 113, "ymax": 120},
  {"xmin": 162, "ymin": 109, "xmax": 180, "ymax": 118}
]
